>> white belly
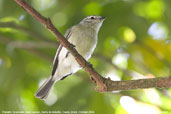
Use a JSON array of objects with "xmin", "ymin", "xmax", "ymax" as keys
[{"xmin": 53, "ymin": 26, "xmax": 97, "ymax": 80}]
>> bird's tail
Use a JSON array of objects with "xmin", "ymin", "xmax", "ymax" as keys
[{"xmin": 35, "ymin": 76, "xmax": 55, "ymax": 100}]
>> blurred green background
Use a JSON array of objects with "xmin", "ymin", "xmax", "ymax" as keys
[{"xmin": 0, "ymin": 0, "xmax": 171, "ymax": 114}]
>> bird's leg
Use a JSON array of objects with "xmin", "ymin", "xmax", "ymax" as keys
[
  {"xmin": 70, "ymin": 43, "xmax": 75, "ymax": 48},
  {"xmin": 88, "ymin": 62, "xmax": 93, "ymax": 68}
]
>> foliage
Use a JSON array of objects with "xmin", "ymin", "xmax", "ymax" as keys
[{"xmin": 0, "ymin": 0, "xmax": 171, "ymax": 114}]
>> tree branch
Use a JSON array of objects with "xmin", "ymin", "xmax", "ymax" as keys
[
  {"xmin": 0, "ymin": 35, "xmax": 54, "ymax": 61},
  {"xmin": 105, "ymin": 77, "xmax": 171, "ymax": 91},
  {"xmin": 14, "ymin": 0, "xmax": 171, "ymax": 92},
  {"xmin": 14, "ymin": 0, "xmax": 107, "ymax": 91}
]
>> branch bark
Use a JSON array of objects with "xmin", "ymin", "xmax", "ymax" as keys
[
  {"xmin": 106, "ymin": 77, "xmax": 171, "ymax": 91},
  {"xmin": 14, "ymin": 0, "xmax": 171, "ymax": 92}
]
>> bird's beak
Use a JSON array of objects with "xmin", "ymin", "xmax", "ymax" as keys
[{"xmin": 100, "ymin": 16, "xmax": 106, "ymax": 21}]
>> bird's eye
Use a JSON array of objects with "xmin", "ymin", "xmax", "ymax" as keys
[{"xmin": 91, "ymin": 16, "xmax": 95, "ymax": 19}]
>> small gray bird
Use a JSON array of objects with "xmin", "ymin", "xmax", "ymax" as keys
[{"xmin": 35, "ymin": 15, "xmax": 105, "ymax": 100}]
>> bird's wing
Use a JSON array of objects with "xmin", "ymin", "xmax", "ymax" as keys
[{"xmin": 51, "ymin": 28, "xmax": 72, "ymax": 76}]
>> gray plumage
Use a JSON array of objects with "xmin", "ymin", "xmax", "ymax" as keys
[
  {"xmin": 35, "ymin": 77, "xmax": 55, "ymax": 99},
  {"xmin": 35, "ymin": 15, "xmax": 105, "ymax": 100}
]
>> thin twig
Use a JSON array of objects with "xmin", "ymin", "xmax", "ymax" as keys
[{"xmin": 105, "ymin": 77, "xmax": 171, "ymax": 91}]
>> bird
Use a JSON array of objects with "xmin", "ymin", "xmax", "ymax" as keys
[{"xmin": 35, "ymin": 15, "xmax": 106, "ymax": 100}]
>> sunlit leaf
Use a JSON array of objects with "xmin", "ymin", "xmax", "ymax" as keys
[
  {"xmin": 134, "ymin": 0, "xmax": 165, "ymax": 19},
  {"xmin": 83, "ymin": 2, "xmax": 102, "ymax": 15}
]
